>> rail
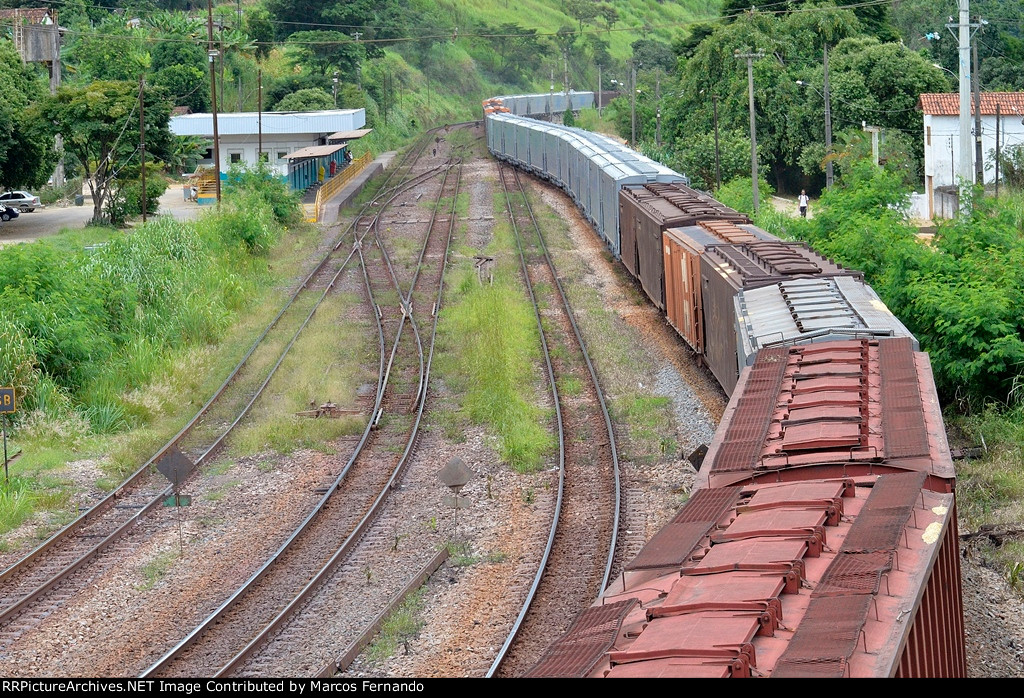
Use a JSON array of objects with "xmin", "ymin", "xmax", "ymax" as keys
[{"xmin": 309, "ymin": 151, "xmax": 374, "ymax": 222}]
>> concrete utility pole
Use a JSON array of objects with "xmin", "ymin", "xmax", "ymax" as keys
[
  {"xmin": 972, "ymin": 32, "xmax": 984, "ymax": 184},
  {"xmin": 949, "ymin": 0, "xmax": 973, "ymax": 184},
  {"xmin": 735, "ymin": 49, "xmax": 765, "ymax": 213},
  {"xmin": 823, "ymin": 44, "xmax": 834, "ymax": 189},
  {"xmin": 598, "ymin": 64, "xmax": 602, "ymax": 117},
  {"xmin": 862, "ymin": 122, "xmax": 881, "ymax": 166},
  {"xmin": 352, "ymin": 32, "xmax": 363, "ymax": 91}
]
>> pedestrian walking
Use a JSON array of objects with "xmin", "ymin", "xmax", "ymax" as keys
[
  {"xmin": 190, "ymin": 185, "xmax": 197, "ymax": 202},
  {"xmin": 798, "ymin": 190, "xmax": 809, "ymax": 218}
]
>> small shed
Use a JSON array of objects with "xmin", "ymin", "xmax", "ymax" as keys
[{"xmin": 285, "ymin": 143, "xmax": 348, "ymax": 192}]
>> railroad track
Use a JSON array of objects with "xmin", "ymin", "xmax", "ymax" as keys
[
  {"xmin": 487, "ymin": 164, "xmax": 621, "ymax": 677},
  {"xmin": 0, "ymin": 127, "xmax": 450, "ymax": 660},
  {"xmin": 140, "ymin": 133, "xmax": 469, "ymax": 678}
]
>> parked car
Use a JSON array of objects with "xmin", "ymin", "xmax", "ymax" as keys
[
  {"xmin": 0, "ymin": 190, "xmax": 41, "ymax": 212},
  {"xmin": 0, "ymin": 204, "xmax": 20, "ymax": 221}
]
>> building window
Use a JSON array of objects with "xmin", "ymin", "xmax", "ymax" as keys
[
  {"xmin": 278, "ymin": 151, "xmax": 288, "ymax": 161},
  {"xmin": 926, "ymin": 126, "xmax": 931, "ymax": 147},
  {"xmin": 259, "ymin": 151, "xmax": 269, "ymax": 162},
  {"xmin": 229, "ymin": 152, "xmax": 242, "ymax": 164}
]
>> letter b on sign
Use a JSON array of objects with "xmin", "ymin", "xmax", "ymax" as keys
[{"xmin": 0, "ymin": 388, "xmax": 15, "ymax": 413}]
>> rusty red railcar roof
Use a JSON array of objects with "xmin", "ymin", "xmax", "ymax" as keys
[
  {"xmin": 527, "ymin": 473, "xmax": 958, "ymax": 678},
  {"xmin": 698, "ymin": 337, "xmax": 955, "ymax": 491}
]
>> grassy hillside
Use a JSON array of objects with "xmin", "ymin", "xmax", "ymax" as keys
[{"xmin": 455, "ymin": 0, "xmax": 719, "ymax": 59}]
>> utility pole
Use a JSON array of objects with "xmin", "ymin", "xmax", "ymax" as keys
[
  {"xmin": 995, "ymin": 103, "xmax": 1000, "ymax": 198},
  {"xmin": 207, "ymin": 0, "xmax": 221, "ymax": 204},
  {"xmin": 862, "ymin": 122, "xmax": 881, "ymax": 166},
  {"xmin": 972, "ymin": 31, "xmax": 984, "ymax": 185},
  {"xmin": 630, "ymin": 60, "xmax": 637, "ymax": 145},
  {"xmin": 712, "ymin": 94, "xmax": 721, "ymax": 190},
  {"xmin": 352, "ymin": 32, "xmax": 363, "ymax": 91},
  {"xmin": 948, "ymin": 0, "xmax": 974, "ymax": 185},
  {"xmin": 655, "ymin": 72, "xmax": 661, "ymax": 147},
  {"xmin": 333, "ymin": 71, "xmax": 339, "ymax": 107},
  {"xmin": 598, "ymin": 64, "xmax": 602, "ymax": 117},
  {"xmin": 549, "ymin": 69, "xmax": 554, "ymax": 117},
  {"xmin": 563, "ymin": 49, "xmax": 569, "ymax": 94},
  {"xmin": 257, "ymin": 68, "xmax": 262, "ymax": 161},
  {"xmin": 139, "ymin": 75, "xmax": 146, "ymax": 224},
  {"xmin": 735, "ymin": 49, "xmax": 764, "ymax": 213},
  {"xmin": 823, "ymin": 44, "xmax": 834, "ymax": 189}
]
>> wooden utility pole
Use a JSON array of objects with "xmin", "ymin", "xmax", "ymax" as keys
[
  {"xmin": 207, "ymin": 0, "xmax": 221, "ymax": 204},
  {"xmin": 735, "ymin": 49, "xmax": 764, "ymax": 213},
  {"xmin": 139, "ymin": 75, "xmax": 146, "ymax": 223}
]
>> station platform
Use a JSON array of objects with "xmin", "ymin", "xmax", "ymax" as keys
[{"xmin": 318, "ymin": 151, "xmax": 399, "ymax": 226}]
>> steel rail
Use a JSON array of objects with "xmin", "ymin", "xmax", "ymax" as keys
[
  {"xmin": 0, "ymin": 130, "xmax": 447, "ymax": 629},
  {"xmin": 510, "ymin": 167, "xmax": 621, "ymax": 593},
  {"xmin": 485, "ymin": 162, "xmax": 567, "ymax": 678},
  {"xmin": 217, "ymin": 151, "xmax": 466, "ymax": 678},
  {"xmin": 0, "ymin": 128, "xmax": 439, "ymax": 592},
  {"xmin": 485, "ymin": 164, "xmax": 621, "ymax": 678},
  {"xmin": 141, "ymin": 139, "xmax": 464, "ymax": 678}
]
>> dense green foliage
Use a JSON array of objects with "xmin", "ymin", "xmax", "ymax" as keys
[
  {"xmin": 41, "ymin": 81, "xmax": 174, "ymax": 223},
  {"xmin": 786, "ymin": 161, "xmax": 1024, "ymax": 408},
  {"xmin": 0, "ymin": 168, "xmax": 298, "ymax": 434},
  {"xmin": 0, "ymin": 41, "xmax": 56, "ymax": 190}
]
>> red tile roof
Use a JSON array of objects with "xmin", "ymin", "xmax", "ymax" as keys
[
  {"xmin": 918, "ymin": 92, "xmax": 1024, "ymax": 116},
  {"xmin": 0, "ymin": 8, "xmax": 55, "ymax": 24}
]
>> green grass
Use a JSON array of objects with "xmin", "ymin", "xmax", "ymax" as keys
[
  {"xmin": 366, "ymin": 589, "xmax": 426, "ymax": 664},
  {"xmin": 433, "ymin": 193, "xmax": 555, "ymax": 472},
  {"xmin": 136, "ymin": 548, "xmax": 180, "ymax": 591},
  {"xmin": 950, "ymin": 407, "xmax": 1024, "ymax": 583},
  {"xmin": 0, "ymin": 478, "xmax": 36, "ymax": 534},
  {"xmin": 227, "ymin": 290, "xmax": 373, "ymax": 458}
]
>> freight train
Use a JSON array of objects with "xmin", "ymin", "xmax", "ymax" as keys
[{"xmin": 483, "ymin": 93, "xmax": 966, "ymax": 678}]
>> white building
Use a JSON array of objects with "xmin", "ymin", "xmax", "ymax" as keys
[
  {"xmin": 169, "ymin": 109, "xmax": 366, "ymax": 180},
  {"xmin": 919, "ymin": 92, "xmax": 1024, "ymax": 218}
]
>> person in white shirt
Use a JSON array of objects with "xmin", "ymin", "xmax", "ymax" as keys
[{"xmin": 798, "ymin": 190, "xmax": 809, "ymax": 217}]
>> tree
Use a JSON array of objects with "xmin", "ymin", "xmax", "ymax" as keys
[
  {"xmin": 41, "ymin": 81, "xmax": 173, "ymax": 224},
  {"xmin": 596, "ymin": 3, "xmax": 619, "ymax": 34},
  {"xmin": 244, "ymin": 5, "xmax": 276, "ymax": 62},
  {"xmin": 566, "ymin": 0, "xmax": 599, "ymax": 33},
  {"xmin": 0, "ymin": 40, "xmax": 55, "ymax": 190},
  {"xmin": 491, "ymin": 24, "xmax": 546, "ymax": 84},
  {"xmin": 286, "ymin": 30, "xmax": 362, "ymax": 78},
  {"xmin": 153, "ymin": 65, "xmax": 210, "ymax": 113},
  {"xmin": 631, "ymin": 38, "xmax": 676, "ymax": 73},
  {"xmin": 273, "ymin": 88, "xmax": 334, "ymax": 111},
  {"xmin": 65, "ymin": 15, "xmax": 149, "ymax": 81}
]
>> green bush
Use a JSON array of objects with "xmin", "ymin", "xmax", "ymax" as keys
[{"xmin": 224, "ymin": 161, "xmax": 302, "ymax": 226}]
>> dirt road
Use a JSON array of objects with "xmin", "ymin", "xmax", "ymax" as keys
[{"xmin": 0, "ymin": 187, "xmax": 202, "ymax": 248}]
